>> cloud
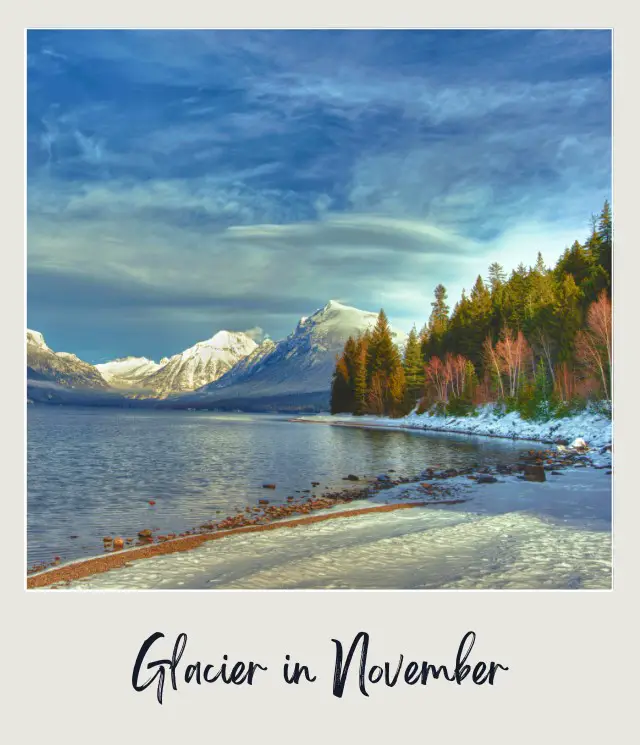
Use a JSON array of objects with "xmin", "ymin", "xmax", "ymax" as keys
[
  {"xmin": 242, "ymin": 326, "xmax": 265, "ymax": 341},
  {"xmin": 26, "ymin": 30, "xmax": 611, "ymax": 361}
]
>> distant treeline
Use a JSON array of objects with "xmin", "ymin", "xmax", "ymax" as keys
[{"xmin": 331, "ymin": 201, "xmax": 612, "ymax": 420}]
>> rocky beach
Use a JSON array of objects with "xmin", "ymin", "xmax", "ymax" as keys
[{"xmin": 27, "ymin": 412, "xmax": 612, "ymax": 590}]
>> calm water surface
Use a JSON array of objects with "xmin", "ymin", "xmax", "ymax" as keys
[{"xmin": 28, "ymin": 407, "xmax": 537, "ymax": 566}]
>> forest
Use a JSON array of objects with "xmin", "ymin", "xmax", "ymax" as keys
[{"xmin": 330, "ymin": 201, "xmax": 612, "ymax": 420}]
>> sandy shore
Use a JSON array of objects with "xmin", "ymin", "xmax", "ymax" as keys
[
  {"xmin": 27, "ymin": 501, "xmax": 433, "ymax": 589},
  {"xmin": 27, "ymin": 423, "xmax": 610, "ymax": 589}
]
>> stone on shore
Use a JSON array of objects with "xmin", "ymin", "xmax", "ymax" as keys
[{"xmin": 523, "ymin": 464, "xmax": 546, "ymax": 482}]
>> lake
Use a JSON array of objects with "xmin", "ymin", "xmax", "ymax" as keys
[{"xmin": 27, "ymin": 406, "xmax": 539, "ymax": 567}]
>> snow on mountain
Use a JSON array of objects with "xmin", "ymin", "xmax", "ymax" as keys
[
  {"xmin": 96, "ymin": 357, "xmax": 162, "ymax": 388},
  {"xmin": 27, "ymin": 329, "xmax": 49, "ymax": 351},
  {"xmin": 27, "ymin": 330, "xmax": 109, "ymax": 391},
  {"xmin": 138, "ymin": 330, "xmax": 258, "ymax": 397},
  {"xmin": 187, "ymin": 300, "xmax": 406, "ymax": 407}
]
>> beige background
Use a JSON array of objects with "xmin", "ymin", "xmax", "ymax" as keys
[{"xmin": 4, "ymin": 3, "xmax": 637, "ymax": 742}]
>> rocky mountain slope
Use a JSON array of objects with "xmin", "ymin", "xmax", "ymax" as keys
[
  {"xmin": 96, "ymin": 357, "xmax": 163, "ymax": 388},
  {"xmin": 27, "ymin": 329, "xmax": 109, "ymax": 391},
  {"xmin": 132, "ymin": 331, "xmax": 258, "ymax": 397},
  {"xmin": 182, "ymin": 301, "xmax": 406, "ymax": 410}
]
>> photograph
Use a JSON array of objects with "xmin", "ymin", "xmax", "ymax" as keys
[{"xmin": 26, "ymin": 28, "xmax": 612, "ymax": 591}]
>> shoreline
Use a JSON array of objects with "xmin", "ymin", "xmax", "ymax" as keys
[
  {"xmin": 27, "ymin": 413, "xmax": 612, "ymax": 589},
  {"xmin": 290, "ymin": 406, "xmax": 613, "ymax": 451},
  {"xmin": 27, "ymin": 501, "xmax": 432, "ymax": 589},
  {"xmin": 291, "ymin": 417, "xmax": 550, "ymax": 443}
]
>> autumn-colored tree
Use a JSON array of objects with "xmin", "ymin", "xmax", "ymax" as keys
[
  {"xmin": 493, "ymin": 328, "xmax": 533, "ymax": 399},
  {"xmin": 424, "ymin": 356, "xmax": 449, "ymax": 403},
  {"xmin": 329, "ymin": 203, "xmax": 613, "ymax": 417},
  {"xmin": 575, "ymin": 292, "xmax": 612, "ymax": 400}
]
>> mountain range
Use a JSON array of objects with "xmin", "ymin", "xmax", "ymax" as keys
[{"xmin": 27, "ymin": 301, "xmax": 406, "ymax": 411}]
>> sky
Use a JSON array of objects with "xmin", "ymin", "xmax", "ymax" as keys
[{"xmin": 27, "ymin": 29, "xmax": 612, "ymax": 364}]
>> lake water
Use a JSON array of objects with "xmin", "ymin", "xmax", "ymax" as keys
[{"xmin": 27, "ymin": 406, "xmax": 540, "ymax": 567}]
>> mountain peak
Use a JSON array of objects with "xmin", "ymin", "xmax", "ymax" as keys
[{"xmin": 27, "ymin": 329, "xmax": 49, "ymax": 350}]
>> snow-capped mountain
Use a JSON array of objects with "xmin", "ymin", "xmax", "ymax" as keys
[
  {"xmin": 27, "ymin": 329, "xmax": 110, "ymax": 391},
  {"xmin": 184, "ymin": 301, "xmax": 406, "ymax": 409},
  {"xmin": 27, "ymin": 329, "xmax": 49, "ymax": 351},
  {"xmin": 96, "ymin": 357, "xmax": 162, "ymax": 388},
  {"xmin": 135, "ymin": 330, "xmax": 258, "ymax": 397}
]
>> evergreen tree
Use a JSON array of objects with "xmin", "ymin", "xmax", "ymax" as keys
[
  {"xmin": 402, "ymin": 326, "xmax": 425, "ymax": 410},
  {"xmin": 330, "ymin": 354, "xmax": 351, "ymax": 414},
  {"xmin": 353, "ymin": 333, "xmax": 369, "ymax": 416},
  {"xmin": 555, "ymin": 240, "xmax": 593, "ymax": 287},
  {"xmin": 422, "ymin": 285, "xmax": 449, "ymax": 360},
  {"xmin": 597, "ymin": 199, "xmax": 612, "ymax": 281},
  {"xmin": 366, "ymin": 309, "xmax": 404, "ymax": 415},
  {"xmin": 487, "ymin": 262, "xmax": 506, "ymax": 293},
  {"xmin": 553, "ymin": 273, "xmax": 584, "ymax": 363}
]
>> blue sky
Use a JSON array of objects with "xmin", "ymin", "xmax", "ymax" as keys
[{"xmin": 27, "ymin": 30, "xmax": 612, "ymax": 363}]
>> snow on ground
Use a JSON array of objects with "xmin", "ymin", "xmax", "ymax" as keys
[
  {"xmin": 53, "ymin": 469, "xmax": 611, "ymax": 591},
  {"xmin": 297, "ymin": 404, "xmax": 612, "ymax": 452}
]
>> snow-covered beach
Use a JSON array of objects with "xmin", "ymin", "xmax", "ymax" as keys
[
  {"xmin": 29, "ymin": 407, "xmax": 612, "ymax": 591},
  {"xmin": 42, "ymin": 467, "xmax": 611, "ymax": 590},
  {"xmin": 293, "ymin": 404, "xmax": 613, "ymax": 453}
]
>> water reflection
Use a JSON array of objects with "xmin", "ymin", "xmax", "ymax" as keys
[{"xmin": 28, "ymin": 407, "xmax": 535, "ymax": 565}]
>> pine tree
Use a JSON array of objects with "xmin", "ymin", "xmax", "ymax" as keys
[
  {"xmin": 353, "ymin": 333, "xmax": 369, "ymax": 416},
  {"xmin": 422, "ymin": 285, "xmax": 449, "ymax": 360},
  {"xmin": 487, "ymin": 262, "xmax": 506, "ymax": 293},
  {"xmin": 402, "ymin": 326, "xmax": 425, "ymax": 410},
  {"xmin": 366, "ymin": 309, "xmax": 404, "ymax": 415},
  {"xmin": 597, "ymin": 199, "xmax": 612, "ymax": 281},
  {"xmin": 553, "ymin": 273, "xmax": 584, "ymax": 363},
  {"xmin": 330, "ymin": 353, "xmax": 352, "ymax": 413},
  {"xmin": 429, "ymin": 284, "xmax": 449, "ymax": 334},
  {"xmin": 555, "ymin": 240, "xmax": 593, "ymax": 287},
  {"xmin": 367, "ymin": 309, "xmax": 400, "ymax": 381}
]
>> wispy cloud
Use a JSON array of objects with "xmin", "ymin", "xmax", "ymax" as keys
[{"xmin": 27, "ymin": 30, "xmax": 611, "ymax": 361}]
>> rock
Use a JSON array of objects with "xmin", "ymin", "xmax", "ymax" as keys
[
  {"xmin": 523, "ymin": 464, "xmax": 546, "ymax": 482},
  {"xmin": 571, "ymin": 438, "xmax": 588, "ymax": 450},
  {"xmin": 388, "ymin": 469, "xmax": 396, "ymax": 473},
  {"xmin": 344, "ymin": 474, "xmax": 360, "ymax": 481},
  {"xmin": 138, "ymin": 529, "xmax": 153, "ymax": 538},
  {"xmin": 444, "ymin": 468, "xmax": 458, "ymax": 477},
  {"xmin": 262, "ymin": 484, "xmax": 276, "ymax": 489},
  {"xmin": 311, "ymin": 481, "xmax": 320, "ymax": 486},
  {"xmin": 554, "ymin": 438, "xmax": 569, "ymax": 446},
  {"xmin": 113, "ymin": 537, "xmax": 125, "ymax": 550},
  {"xmin": 606, "ymin": 471, "xmax": 612, "ymax": 475},
  {"xmin": 476, "ymin": 475, "xmax": 498, "ymax": 484},
  {"xmin": 377, "ymin": 474, "xmax": 391, "ymax": 482},
  {"xmin": 258, "ymin": 499, "xmax": 270, "ymax": 505},
  {"xmin": 550, "ymin": 471, "xmax": 564, "ymax": 476}
]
